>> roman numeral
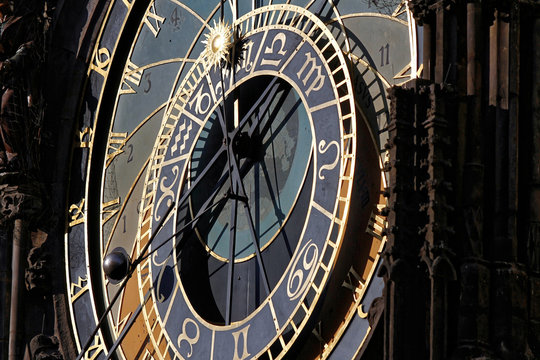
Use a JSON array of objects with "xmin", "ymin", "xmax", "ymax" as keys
[
  {"xmin": 143, "ymin": 1, "xmax": 165, "ymax": 38},
  {"xmin": 106, "ymin": 132, "xmax": 128, "ymax": 167},
  {"xmin": 342, "ymin": 266, "xmax": 364, "ymax": 301},
  {"xmin": 120, "ymin": 60, "xmax": 143, "ymax": 95},
  {"xmin": 232, "ymin": 325, "xmax": 250, "ymax": 360},
  {"xmin": 366, "ymin": 211, "xmax": 386, "ymax": 241}
]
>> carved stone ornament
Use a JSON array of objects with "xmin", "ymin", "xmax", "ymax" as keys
[
  {"xmin": 25, "ymin": 245, "xmax": 51, "ymax": 294},
  {"xmin": 29, "ymin": 334, "xmax": 63, "ymax": 360},
  {"xmin": 0, "ymin": 175, "xmax": 42, "ymax": 225},
  {"xmin": 408, "ymin": 0, "xmax": 432, "ymax": 25}
]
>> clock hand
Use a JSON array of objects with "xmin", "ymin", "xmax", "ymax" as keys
[
  {"xmin": 174, "ymin": 144, "xmax": 226, "ymax": 210},
  {"xmin": 75, "ymin": 201, "xmax": 176, "ymax": 360},
  {"xmin": 228, "ymin": 152, "xmax": 272, "ymax": 296},
  {"xmin": 225, "ymin": 176, "xmax": 238, "ymax": 325},
  {"xmin": 83, "ymin": 193, "xmax": 228, "ymax": 359},
  {"xmin": 257, "ymin": 90, "xmax": 301, "ymax": 145},
  {"xmin": 227, "ymin": 77, "xmax": 280, "ymax": 140},
  {"xmin": 104, "ymin": 290, "xmax": 152, "ymax": 360}
]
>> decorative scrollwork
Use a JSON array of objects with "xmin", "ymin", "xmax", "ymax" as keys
[{"xmin": 154, "ymin": 165, "xmax": 179, "ymax": 221}]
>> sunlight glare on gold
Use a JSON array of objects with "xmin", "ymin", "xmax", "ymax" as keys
[{"xmin": 202, "ymin": 20, "xmax": 232, "ymax": 69}]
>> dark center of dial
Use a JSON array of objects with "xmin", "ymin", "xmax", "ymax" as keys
[{"xmin": 175, "ymin": 76, "xmax": 314, "ymax": 324}]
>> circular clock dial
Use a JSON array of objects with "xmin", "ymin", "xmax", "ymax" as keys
[
  {"xmin": 64, "ymin": 0, "xmax": 416, "ymax": 359},
  {"xmin": 138, "ymin": 7, "xmax": 356, "ymax": 357}
]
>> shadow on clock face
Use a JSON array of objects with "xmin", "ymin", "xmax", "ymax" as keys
[{"xmin": 174, "ymin": 76, "xmax": 314, "ymax": 324}]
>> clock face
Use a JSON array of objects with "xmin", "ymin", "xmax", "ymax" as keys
[{"xmin": 64, "ymin": 1, "xmax": 417, "ymax": 359}]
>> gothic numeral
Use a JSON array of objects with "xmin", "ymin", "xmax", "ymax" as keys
[
  {"xmin": 89, "ymin": 47, "xmax": 111, "ymax": 78},
  {"xmin": 69, "ymin": 199, "xmax": 85, "ymax": 227},
  {"xmin": 84, "ymin": 335, "xmax": 105, "ymax": 360},
  {"xmin": 311, "ymin": 322, "xmax": 328, "ymax": 349},
  {"xmin": 70, "ymin": 276, "xmax": 89, "ymax": 303},
  {"xmin": 78, "ymin": 127, "xmax": 93, "ymax": 148},
  {"xmin": 106, "ymin": 132, "xmax": 128, "ymax": 167},
  {"xmin": 143, "ymin": 0, "xmax": 165, "ymax": 38}
]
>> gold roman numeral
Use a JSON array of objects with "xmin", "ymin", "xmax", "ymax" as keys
[
  {"xmin": 143, "ymin": 0, "xmax": 165, "ymax": 38},
  {"xmin": 106, "ymin": 132, "xmax": 128, "ymax": 167},
  {"xmin": 366, "ymin": 211, "xmax": 386, "ymax": 241},
  {"xmin": 120, "ymin": 60, "xmax": 143, "ymax": 95},
  {"xmin": 232, "ymin": 325, "xmax": 251, "ymax": 360},
  {"xmin": 342, "ymin": 266, "xmax": 365, "ymax": 301}
]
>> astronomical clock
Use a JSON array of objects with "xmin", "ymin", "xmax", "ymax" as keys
[{"xmin": 64, "ymin": 0, "xmax": 418, "ymax": 358}]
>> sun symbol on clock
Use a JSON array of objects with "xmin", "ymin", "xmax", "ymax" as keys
[{"xmin": 202, "ymin": 20, "xmax": 233, "ymax": 68}]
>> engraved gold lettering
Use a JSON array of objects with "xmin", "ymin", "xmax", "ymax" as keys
[
  {"xmin": 144, "ymin": 1, "xmax": 165, "ymax": 38},
  {"xmin": 342, "ymin": 266, "xmax": 364, "ymax": 301},
  {"xmin": 69, "ymin": 199, "xmax": 85, "ymax": 227},
  {"xmin": 106, "ymin": 132, "xmax": 128, "ymax": 167},
  {"xmin": 296, "ymin": 52, "xmax": 325, "ymax": 96},
  {"xmin": 366, "ymin": 211, "xmax": 385, "ymax": 241},
  {"xmin": 232, "ymin": 325, "xmax": 250, "ymax": 360},
  {"xmin": 120, "ymin": 60, "xmax": 143, "ymax": 95},
  {"xmin": 84, "ymin": 335, "xmax": 105, "ymax": 360},
  {"xmin": 78, "ymin": 127, "xmax": 93, "ymax": 148},
  {"xmin": 70, "ymin": 276, "xmax": 88, "ymax": 303},
  {"xmin": 260, "ymin": 32, "xmax": 287, "ymax": 67},
  {"xmin": 357, "ymin": 304, "xmax": 368, "ymax": 318},
  {"xmin": 89, "ymin": 47, "xmax": 111, "ymax": 78}
]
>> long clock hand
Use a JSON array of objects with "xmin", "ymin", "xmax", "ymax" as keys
[{"xmin": 75, "ymin": 201, "xmax": 176, "ymax": 360}]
